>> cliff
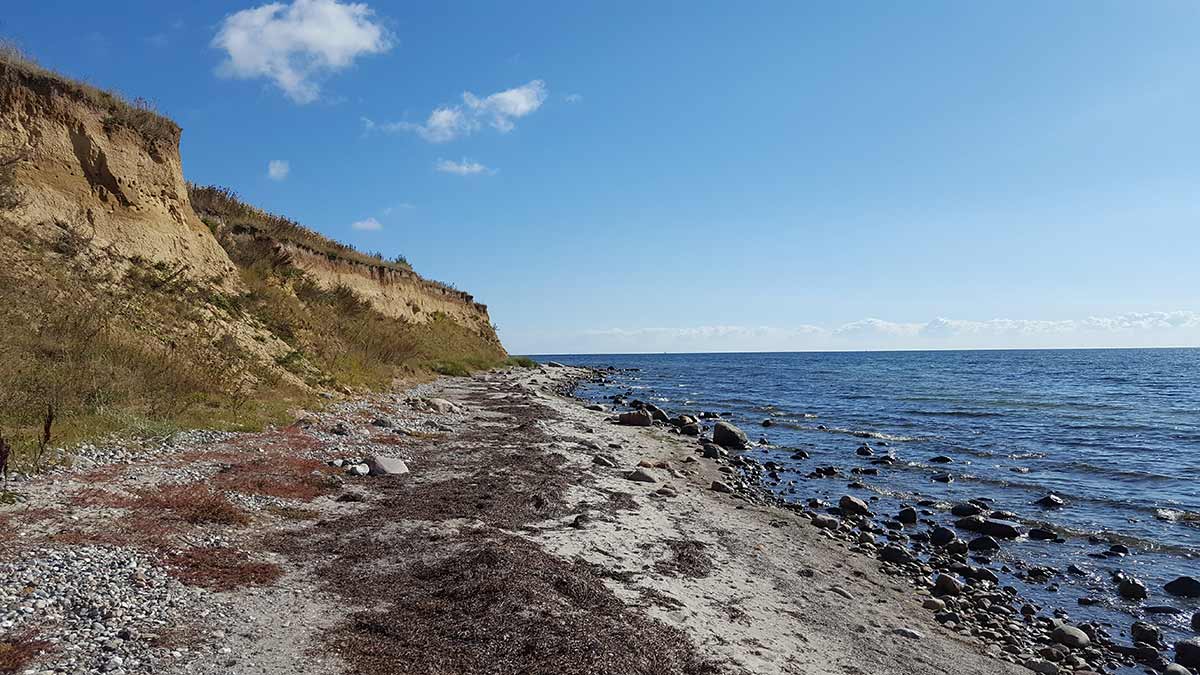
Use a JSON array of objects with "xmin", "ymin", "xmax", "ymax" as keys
[{"xmin": 0, "ymin": 48, "xmax": 506, "ymax": 464}]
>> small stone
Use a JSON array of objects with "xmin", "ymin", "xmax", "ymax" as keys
[
  {"xmin": 830, "ymin": 586, "xmax": 854, "ymax": 600},
  {"xmin": 346, "ymin": 463, "xmax": 369, "ymax": 477},
  {"xmin": 893, "ymin": 627, "xmax": 922, "ymax": 639},
  {"xmin": 709, "ymin": 480, "xmax": 734, "ymax": 494},
  {"xmin": 897, "ymin": 507, "xmax": 918, "ymax": 524},
  {"xmin": 1119, "ymin": 576, "xmax": 1149, "ymax": 600},
  {"xmin": 592, "ymin": 454, "xmax": 617, "ymax": 468},
  {"xmin": 626, "ymin": 468, "xmax": 657, "ymax": 483},
  {"xmin": 923, "ymin": 598, "xmax": 946, "ymax": 611}
]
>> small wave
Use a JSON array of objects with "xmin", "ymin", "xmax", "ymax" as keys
[
  {"xmin": 1155, "ymin": 509, "xmax": 1200, "ymax": 525},
  {"xmin": 903, "ymin": 409, "xmax": 1006, "ymax": 419},
  {"xmin": 807, "ymin": 425, "xmax": 925, "ymax": 442}
]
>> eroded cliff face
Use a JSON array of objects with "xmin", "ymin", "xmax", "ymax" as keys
[
  {"xmin": 0, "ymin": 65, "xmax": 239, "ymax": 288},
  {"xmin": 288, "ymin": 247, "xmax": 502, "ymax": 351}
]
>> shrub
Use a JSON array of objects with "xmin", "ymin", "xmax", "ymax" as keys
[{"xmin": 505, "ymin": 356, "xmax": 538, "ymax": 368}]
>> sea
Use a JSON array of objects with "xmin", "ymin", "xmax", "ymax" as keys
[{"xmin": 537, "ymin": 348, "xmax": 1200, "ymax": 650}]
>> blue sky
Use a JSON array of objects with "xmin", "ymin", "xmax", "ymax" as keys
[{"xmin": 5, "ymin": 1, "xmax": 1199, "ymax": 353}]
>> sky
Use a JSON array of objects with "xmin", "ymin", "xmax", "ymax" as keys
[{"xmin": 4, "ymin": 1, "xmax": 1199, "ymax": 354}]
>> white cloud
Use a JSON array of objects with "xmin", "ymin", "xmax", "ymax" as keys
[
  {"xmin": 434, "ymin": 158, "xmax": 493, "ymax": 176},
  {"xmin": 368, "ymin": 79, "xmax": 547, "ymax": 142},
  {"xmin": 510, "ymin": 311, "xmax": 1200, "ymax": 354},
  {"xmin": 563, "ymin": 93, "xmax": 582, "ymax": 104},
  {"xmin": 212, "ymin": 0, "xmax": 392, "ymax": 104},
  {"xmin": 350, "ymin": 217, "xmax": 382, "ymax": 231},
  {"xmin": 267, "ymin": 159, "xmax": 290, "ymax": 180}
]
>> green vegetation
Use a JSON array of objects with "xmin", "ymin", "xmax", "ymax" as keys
[{"xmin": 505, "ymin": 356, "xmax": 539, "ymax": 368}]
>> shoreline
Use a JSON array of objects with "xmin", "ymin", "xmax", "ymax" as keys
[{"xmin": 0, "ymin": 365, "xmax": 1193, "ymax": 674}]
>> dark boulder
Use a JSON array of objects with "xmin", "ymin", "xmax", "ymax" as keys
[
  {"xmin": 1177, "ymin": 638, "xmax": 1200, "ymax": 669},
  {"xmin": 880, "ymin": 545, "xmax": 915, "ymax": 565},
  {"xmin": 838, "ymin": 495, "xmax": 872, "ymax": 517},
  {"xmin": 968, "ymin": 536, "xmax": 1001, "ymax": 552},
  {"xmin": 1165, "ymin": 576, "xmax": 1200, "ymax": 599},
  {"xmin": 928, "ymin": 455, "xmax": 954, "ymax": 464},
  {"xmin": 930, "ymin": 526, "xmax": 957, "ymax": 547},
  {"xmin": 1036, "ymin": 494, "xmax": 1066, "ymax": 508},
  {"xmin": 897, "ymin": 507, "xmax": 918, "ymax": 525},
  {"xmin": 1029, "ymin": 528, "xmax": 1058, "ymax": 541},
  {"xmin": 951, "ymin": 503, "xmax": 982, "ymax": 518}
]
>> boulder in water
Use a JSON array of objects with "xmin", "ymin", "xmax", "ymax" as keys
[
  {"xmin": 1165, "ymin": 576, "xmax": 1200, "ymax": 599},
  {"xmin": 713, "ymin": 421, "xmax": 749, "ymax": 449},
  {"xmin": 1035, "ymin": 493, "xmax": 1066, "ymax": 508},
  {"xmin": 1052, "ymin": 624, "xmax": 1091, "ymax": 649},
  {"xmin": 838, "ymin": 495, "xmax": 872, "ymax": 517},
  {"xmin": 1177, "ymin": 638, "xmax": 1200, "ymax": 669}
]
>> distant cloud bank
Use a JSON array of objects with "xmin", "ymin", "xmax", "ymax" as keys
[
  {"xmin": 506, "ymin": 312, "xmax": 1200, "ymax": 354},
  {"xmin": 350, "ymin": 217, "xmax": 382, "ymax": 231},
  {"xmin": 213, "ymin": 0, "xmax": 392, "ymax": 104},
  {"xmin": 363, "ymin": 80, "xmax": 547, "ymax": 142}
]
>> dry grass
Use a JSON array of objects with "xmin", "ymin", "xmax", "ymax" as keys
[
  {"xmin": 190, "ymin": 185, "xmax": 411, "ymax": 272},
  {"xmin": 0, "ymin": 40, "xmax": 178, "ymax": 147},
  {"xmin": 164, "ymin": 546, "xmax": 282, "ymax": 591},
  {"xmin": 0, "ymin": 630, "xmax": 50, "ymax": 673}
]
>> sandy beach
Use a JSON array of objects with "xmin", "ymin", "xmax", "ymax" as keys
[{"xmin": 0, "ymin": 365, "xmax": 1051, "ymax": 675}]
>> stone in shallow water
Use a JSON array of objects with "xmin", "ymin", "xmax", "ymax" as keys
[
  {"xmin": 1165, "ymin": 576, "xmax": 1200, "ymax": 598},
  {"xmin": 1052, "ymin": 624, "xmax": 1091, "ymax": 649},
  {"xmin": 712, "ymin": 421, "xmax": 749, "ymax": 449}
]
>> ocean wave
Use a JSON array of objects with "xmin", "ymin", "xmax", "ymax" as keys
[
  {"xmin": 806, "ymin": 425, "xmax": 925, "ymax": 442},
  {"xmin": 902, "ymin": 409, "xmax": 1006, "ymax": 419}
]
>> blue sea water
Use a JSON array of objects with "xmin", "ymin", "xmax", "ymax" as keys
[{"xmin": 539, "ymin": 348, "xmax": 1200, "ymax": 646}]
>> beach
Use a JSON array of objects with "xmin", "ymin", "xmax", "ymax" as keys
[{"xmin": 8, "ymin": 364, "xmax": 1174, "ymax": 674}]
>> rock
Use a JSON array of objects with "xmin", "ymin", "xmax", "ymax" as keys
[
  {"xmin": 968, "ymin": 535, "xmax": 1001, "ymax": 552},
  {"xmin": 701, "ymin": 443, "xmax": 724, "ymax": 459},
  {"xmin": 880, "ymin": 545, "xmax": 915, "ymax": 565},
  {"xmin": 930, "ymin": 527, "xmax": 957, "ymax": 547},
  {"xmin": 1052, "ymin": 624, "xmax": 1091, "ymax": 649},
  {"xmin": 951, "ymin": 503, "xmax": 982, "ymax": 517},
  {"xmin": 1179, "ymin": 639, "xmax": 1200, "ymax": 669},
  {"xmin": 1035, "ymin": 493, "xmax": 1065, "ymax": 508},
  {"xmin": 761, "ymin": 418, "xmax": 774, "ymax": 427},
  {"xmin": 1165, "ymin": 664, "xmax": 1193, "ymax": 675},
  {"xmin": 929, "ymin": 455, "xmax": 954, "ymax": 463},
  {"xmin": 710, "ymin": 480, "xmax": 734, "ymax": 494},
  {"xmin": 642, "ymin": 404, "xmax": 670, "ymax": 423},
  {"xmin": 933, "ymin": 574, "xmax": 963, "ymax": 596},
  {"xmin": 957, "ymin": 517, "xmax": 1023, "ymax": 539},
  {"xmin": 331, "ymin": 422, "xmax": 351, "ymax": 436},
  {"xmin": 893, "ymin": 627, "xmax": 923, "ymax": 640},
  {"xmin": 371, "ymin": 417, "xmax": 394, "ymax": 428},
  {"xmin": 1024, "ymin": 658, "xmax": 1057, "ymax": 674},
  {"xmin": 1193, "ymin": 611, "xmax": 1200, "ymax": 633},
  {"xmin": 585, "ymin": 403, "xmax": 607, "ymax": 412},
  {"xmin": 855, "ymin": 444, "xmax": 874, "ymax": 456},
  {"xmin": 426, "ymin": 398, "xmax": 460, "ymax": 414},
  {"xmin": 1165, "ymin": 576, "xmax": 1200, "ymax": 598},
  {"xmin": 626, "ymin": 468, "xmax": 657, "ymax": 483},
  {"xmin": 811, "ymin": 514, "xmax": 840, "ymax": 530},
  {"xmin": 546, "ymin": 361, "xmax": 565, "ymax": 368},
  {"xmin": 931, "ymin": 472, "xmax": 953, "ymax": 483},
  {"xmin": 618, "ymin": 410, "xmax": 654, "ymax": 427},
  {"xmin": 346, "ymin": 463, "xmax": 369, "ymax": 476},
  {"xmin": 680, "ymin": 423, "xmax": 701, "ymax": 436},
  {"xmin": 571, "ymin": 514, "xmax": 591, "ymax": 529},
  {"xmin": 838, "ymin": 495, "xmax": 872, "ymax": 517},
  {"xmin": 1029, "ymin": 527, "xmax": 1058, "ymax": 541},
  {"xmin": 713, "ymin": 421, "xmax": 749, "ymax": 449},
  {"xmin": 1119, "ymin": 576, "xmax": 1148, "ymax": 600},
  {"xmin": 366, "ymin": 455, "xmax": 409, "ymax": 476},
  {"xmin": 923, "ymin": 598, "xmax": 946, "ymax": 611},
  {"xmin": 790, "ymin": 450, "xmax": 810, "ymax": 460},
  {"xmin": 830, "ymin": 586, "xmax": 854, "ymax": 600},
  {"xmin": 897, "ymin": 507, "xmax": 918, "ymax": 524},
  {"xmin": 592, "ymin": 454, "xmax": 617, "ymax": 468},
  {"xmin": 1132, "ymin": 621, "xmax": 1163, "ymax": 646}
]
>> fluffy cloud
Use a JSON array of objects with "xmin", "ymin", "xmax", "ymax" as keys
[
  {"xmin": 350, "ymin": 217, "xmax": 382, "ymax": 231},
  {"xmin": 267, "ymin": 159, "xmax": 290, "ymax": 180},
  {"xmin": 367, "ymin": 80, "xmax": 547, "ymax": 142},
  {"xmin": 434, "ymin": 158, "xmax": 492, "ymax": 176},
  {"xmin": 213, "ymin": 0, "xmax": 392, "ymax": 104}
]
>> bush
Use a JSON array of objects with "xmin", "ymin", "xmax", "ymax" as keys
[{"xmin": 504, "ymin": 356, "xmax": 538, "ymax": 368}]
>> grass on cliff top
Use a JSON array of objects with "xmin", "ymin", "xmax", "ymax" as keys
[
  {"xmin": 189, "ymin": 184, "xmax": 415, "ymax": 273},
  {"xmin": 0, "ymin": 39, "xmax": 177, "ymax": 146}
]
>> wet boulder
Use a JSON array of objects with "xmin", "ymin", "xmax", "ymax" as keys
[
  {"xmin": 838, "ymin": 495, "xmax": 872, "ymax": 517},
  {"xmin": 1165, "ymin": 576, "xmax": 1200, "ymax": 599},
  {"xmin": 1036, "ymin": 493, "xmax": 1066, "ymax": 508},
  {"xmin": 713, "ymin": 421, "xmax": 750, "ymax": 449},
  {"xmin": 1177, "ymin": 638, "xmax": 1200, "ymax": 669}
]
